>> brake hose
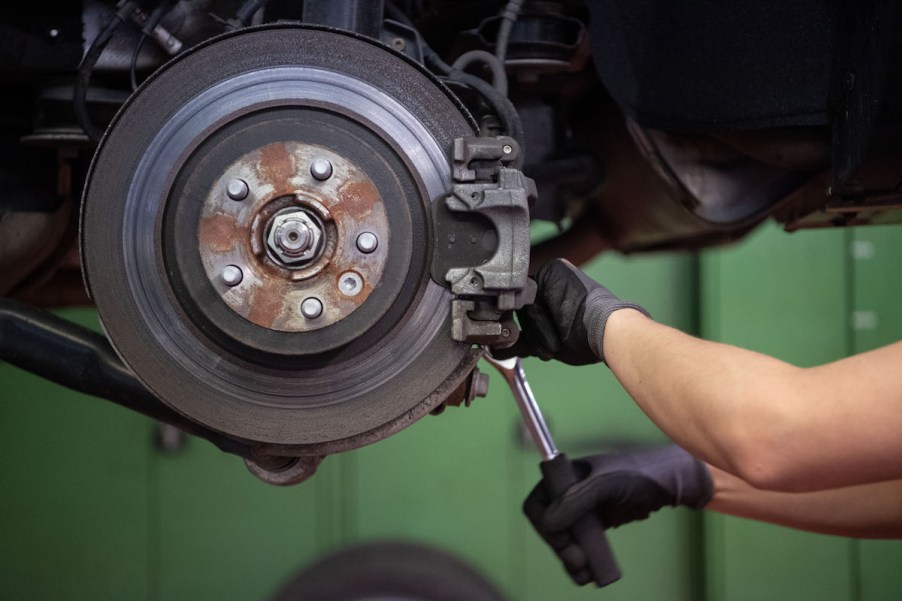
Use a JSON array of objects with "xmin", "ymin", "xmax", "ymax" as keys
[
  {"xmin": 494, "ymin": 0, "xmax": 525, "ymax": 64},
  {"xmin": 385, "ymin": 3, "xmax": 524, "ymax": 147},
  {"xmin": 129, "ymin": 0, "xmax": 177, "ymax": 91},
  {"xmin": 235, "ymin": 0, "xmax": 269, "ymax": 26},
  {"xmin": 74, "ymin": 1, "xmax": 137, "ymax": 143}
]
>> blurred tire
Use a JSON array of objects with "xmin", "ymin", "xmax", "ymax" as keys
[{"xmin": 271, "ymin": 540, "xmax": 509, "ymax": 601}]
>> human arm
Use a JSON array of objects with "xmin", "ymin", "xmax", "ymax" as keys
[
  {"xmin": 603, "ymin": 309, "xmax": 902, "ymax": 491},
  {"xmin": 508, "ymin": 259, "xmax": 902, "ymax": 492},
  {"xmin": 707, "ymin": 465, "xmax": 902, "ymax": 538},
  {"xmin": 526, "ymin": 444, "xmax": 902, "ymax": 581}
]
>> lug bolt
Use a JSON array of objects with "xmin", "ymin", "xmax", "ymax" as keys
[
  {"xmin": 310, "ymin": 158, "xmax": 333, "ymax": 181},
  {"xmin": 339, "ymin": 272, "xmax": 364, "ymax": 296},
  {"xmin": 301, "ymin": 297, "xmax": 323, "ymax": 319},
  {"xmin": 356, "ymin": 232, "xmax": 379, "ymax": 254},
  {"xmin": 222, "ymin": 265, "xmax": 243, "ymax": 286},
  {"xmin": 226, "ymin": 178, "xmax": 249, "ymax": 201}
]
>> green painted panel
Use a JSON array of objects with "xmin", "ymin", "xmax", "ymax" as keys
[
  {"xmin": 709, "ymin": 520, "xmax": 854, "ymax": 601},
  {"xmin": 347, "ymin": 388, "xmax": 521, "ymax": 599},
  {"xmin": 850, "ymin": 225, "xmax": 902, "ymax": 352},
  {"xmin": 0, "ymin": 309, "xmax": 150, "ymax": 601},
  {"xmin": 850, "ymin": 225, "xmax": 902, "ymax": 600},
  {"xmin": 701, "ymin": 225, "xmax": 850, "ymax": 366},
  {"xmin": 859, "ymin": 541, "xmax": 902, "ymax": 601},
  {"xmin": 701, "ymin": 225, "xmax": 854, "ymax": 601},
  {"xmin": 154, "ymin": 441, "xmax": 336, "ymax": 601}
]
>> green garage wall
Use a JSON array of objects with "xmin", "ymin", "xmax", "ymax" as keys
[
  {"xmin": 701, "ymin": 224, "xmax": 902, "ymax": 601},
  {"xmin": 1, "ymin": 223, "xmax": 900, "ymax": 600}
]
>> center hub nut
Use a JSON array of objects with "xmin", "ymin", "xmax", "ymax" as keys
[{"xmin": 266, "ymin": 209, "xmax": 323, "ymax": 266}]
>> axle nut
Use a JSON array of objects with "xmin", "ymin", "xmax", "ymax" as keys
[{"xmin": 265, "ymin": 209, "xmax": 323, "ymax": 267}]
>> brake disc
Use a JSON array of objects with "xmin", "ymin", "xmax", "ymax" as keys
[{"xmin": 80, "ymin": 25, "xmax": 480, "ymax": 450}]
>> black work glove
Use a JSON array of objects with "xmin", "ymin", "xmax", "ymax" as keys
[
  {"xmin": 499, "ymin": 259, "xmax": 649, "ymax": 365},
  {"xmin": 524, "ymin": 445, "xmax": 712, "ymax": 585}
]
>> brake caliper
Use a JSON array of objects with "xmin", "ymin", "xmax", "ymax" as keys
[{"xmin": 433, "ymin": 136, "xmax": 537, "ymax": 347}]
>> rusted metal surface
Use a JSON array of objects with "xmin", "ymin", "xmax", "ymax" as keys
[{"xmin": 198, "ymin": 140, "xmax": 390, "ymax": 332}]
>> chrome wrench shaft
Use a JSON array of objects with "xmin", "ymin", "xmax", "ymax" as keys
[
  {"xmin": 484, "ymin": 351, "xmax": 622, "ymax": 588},
  {"xmin": 483, "ymin": 354, "xmax": 558, "ymax": 461}
]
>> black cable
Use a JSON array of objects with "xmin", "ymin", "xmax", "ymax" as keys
[
  {"xmin": 439, "ymin": 68, "xmax": 524, "ymax": 145},
  {"xmin": 129, "ymin": 1, "xmax": 174, "ymax": 91},
  {"xmin": 452, "ymin": 49, "xmax": 508, "ymax": 96},
  {"xmin": 235, "ymin": 0, "xmax": 268, "ymax": 26},
  {"xmin": 385, "ymin": 3, "xmax": 524, "ymax": 147},
  {"xmin": 74, "ymin": 1, "xmax": 136, "ymax": 142},
  {"xmin": 129, "ymin": 33, "xmax": 148, "ymax": 91}
]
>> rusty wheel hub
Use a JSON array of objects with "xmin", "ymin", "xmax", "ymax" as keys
[{"xmin": 199, "ymin": 141, "xmax": 389, "ymax": 332}]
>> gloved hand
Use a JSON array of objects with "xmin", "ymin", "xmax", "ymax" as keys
[
  {"xmin": 523, "ymin": 445, "xmax": 712, "ymax": 585},
  {"xmin": 498, "ymin": 259, "xmax": 649, "ymax": 365}
]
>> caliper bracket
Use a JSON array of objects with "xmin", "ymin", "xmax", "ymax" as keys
[{"xmin": 434, "ymin": 136, "xmax": 537, "ymax": 346}]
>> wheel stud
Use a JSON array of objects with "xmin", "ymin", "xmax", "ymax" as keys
[
  {"xmin": 222, "ymin": 264, "xmax": 243, "ymax": 286},
  {"xmin": 356, "ymin": 232, "xmax": 378, "ymax": 254},
  {"xmin": 310, "ymin": 158, "xmax": 333, "ymax": 181},
  {"xmin": 226, "ymin": 178, "xmax": 249, "ymax": 200},
  {"xmin": 301, "ymin": 297, "xmax": 323, "ymax": 319}
]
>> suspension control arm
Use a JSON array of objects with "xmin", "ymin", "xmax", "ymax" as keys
[{"xmin": 0, "ymin": 298, "xmax": 254, "ymax": 458}]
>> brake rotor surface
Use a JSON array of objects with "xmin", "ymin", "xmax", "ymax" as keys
[{"xmin": 80, "ymin": 25, "xmax": 478, "ymax": 448}]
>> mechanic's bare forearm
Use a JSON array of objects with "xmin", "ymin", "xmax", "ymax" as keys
[
  {"xmin": 602, "ymin": 310, "xmax": 902, "ymax": 492},
  {"xmin": 707, "ymin": 466, "xmax": 902, "ymax": 538}
]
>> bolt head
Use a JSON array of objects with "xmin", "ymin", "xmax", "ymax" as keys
[
  {"xmin": 222, "ymin": 264, "xmax": 243, "ymax": 286},
  {"xmin": 226, "ymin": 178, "xmax": 249, "ymax": 201},
  {"xmin": 266, "ymin": 210, "xmax": 323, "ymax": 266},
  {"xmin": 301, "ymin": 297, "xmax": 323, "ymax": 319},
  {"xmin": 356, "ymin": 232, "xmax": 379, "ymax": 254},
  {"xmin": 502, "ymin": 144, "xmax": 513, "ymax": 155},
  {"xmin": 310, "ymin": 158, "xmax": 333, "ymax": 181},
  {"xmin": 339, "ymin": 271, "xmax": 363, "ymax": 296}
]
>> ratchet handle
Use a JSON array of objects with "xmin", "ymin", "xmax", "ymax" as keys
[{"xmin": 540, "ymin": 453, "xmax": 622, "ymax": 587}]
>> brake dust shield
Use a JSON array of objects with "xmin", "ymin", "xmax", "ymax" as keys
[{"xmin": 80, "ymin": 25, "xmax": 479, "ymax": 451}]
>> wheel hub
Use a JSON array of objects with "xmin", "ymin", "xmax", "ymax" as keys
[{"xmin": 198, "ymin": 140, "xmax": 390, "ymax": 333}]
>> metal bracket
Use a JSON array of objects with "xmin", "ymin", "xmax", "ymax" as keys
[{"xmin": 439, "ymin": 136, "xmax": 537, "ymax": 345}]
